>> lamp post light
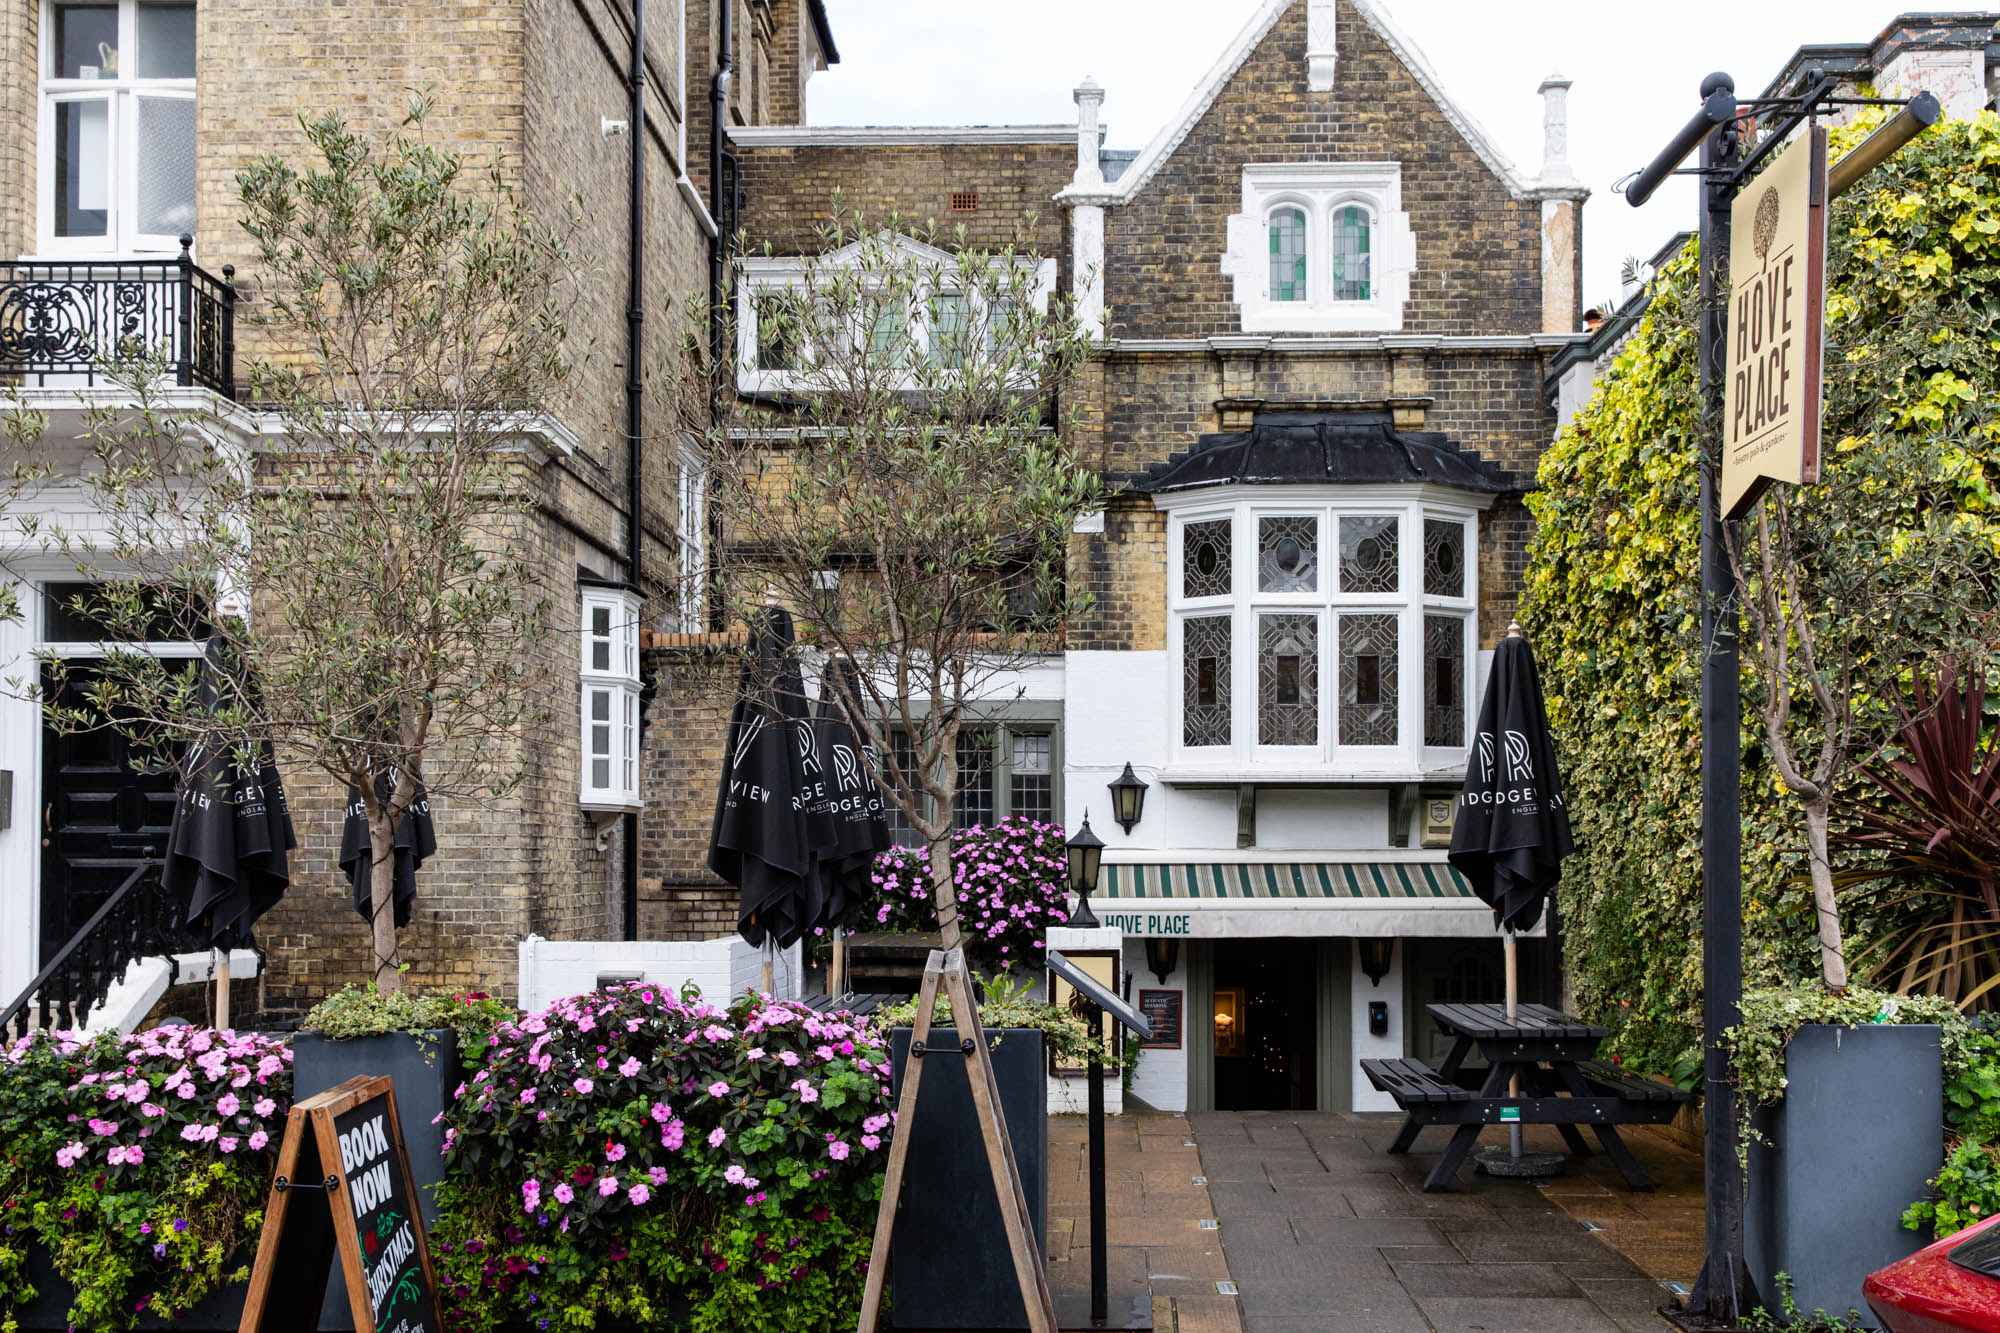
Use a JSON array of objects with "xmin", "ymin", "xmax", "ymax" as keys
[
  {"xmin": 1065, "ymin": 811, "xmax": 1105, "ymax": 928},
  {"xmin": 1107, "ymin": 762, "xmax": 1149, "ymax": 835}
]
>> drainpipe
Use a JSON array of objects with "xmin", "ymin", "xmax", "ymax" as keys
[
  {"xmin": 622, "ymin": 0, "xmax": 647, "ymax": 942},
  {"xmin": 707, "ymin": 0, "xmax": 733, "ymax": 632}
]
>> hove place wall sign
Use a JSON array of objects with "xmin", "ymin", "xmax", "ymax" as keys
[
  {"xmin": 239, "ymin": 1074, "xmax": 442, "ymax": 1333},
  {"xmin": 1722, "ymin": 124, "xmax": 1827, "ymax": 519}
]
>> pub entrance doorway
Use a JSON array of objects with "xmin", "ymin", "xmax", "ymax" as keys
[{"xmin": 1212, "ymin": 939, "xmax": 1318, "ymax": 1110}]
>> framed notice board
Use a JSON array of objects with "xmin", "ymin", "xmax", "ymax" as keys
[
  {"xmin": 1138, "ymin": 989, "xmax": 1182, "ymax": 1050},
  {"xmin": 239, "ymin": 1074, "xmax": 443, "ymax": 1333},
  {"xmin": 1048, "ymin": 949, "xmax": 1121, "ymax": 1075}
]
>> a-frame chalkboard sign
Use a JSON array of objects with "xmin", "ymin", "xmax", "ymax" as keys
[{"xmin": 239, "ymin": 1074, "xmax": 443, "ymax": 1333}]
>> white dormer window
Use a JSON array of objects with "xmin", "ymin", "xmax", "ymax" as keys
[
  {"xmin": 1224, "ymin": 164, "xmax": 1412, "ymax": 333},
  {"xmin": 580, "ymin": 586, "xmax": 642, "ymax": 812}
]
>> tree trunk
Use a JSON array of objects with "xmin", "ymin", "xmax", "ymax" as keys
[
  {"xmin": 929, "ymin": 835, "xmax": 962, "ymax": 953},
  {"xmin": 369, "ymin": 810, "xmax": 402, "ymax": 994},
  {"xmin": 1804, "ymin": 798, "xmax": 1848, "ymax": 992}
]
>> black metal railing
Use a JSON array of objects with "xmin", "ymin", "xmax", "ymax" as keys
[
  {"xmin": 0, "ymin": 235, "xmax": 236, "ymax": 397},
  {"xmin": 1, "ymin": 862, "xmax": 187, "ymax": 1040}
]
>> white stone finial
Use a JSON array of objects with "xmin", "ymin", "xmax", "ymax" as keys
[
  {"xmin": 1538, "ymin": 71, "xmax": 1575, "ymax": 187},
  {"xmin": 1073, "ymin": 77, "xmax": 1105, "ymax": 188},
  {"xmin": 1307, "ymin": 0, "xmax": 1336, "ymax": 92}
]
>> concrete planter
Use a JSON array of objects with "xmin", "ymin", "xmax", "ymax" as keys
[
  {"xmin": 291, "ymin": 1027, "xmax": 460, "ymax": 1332},
  {"xmin": 888, "ymin": 1026, "xmax": 1047, "ymax": 1331},
  {"xmin": 1746, "ymin": 1022, "xmax": 1942, "ymax": 1322}
]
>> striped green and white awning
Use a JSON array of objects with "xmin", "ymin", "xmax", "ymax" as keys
[{"xmin": 1100, "ymin": 861, "xmax": 1474, "ymax": 900}]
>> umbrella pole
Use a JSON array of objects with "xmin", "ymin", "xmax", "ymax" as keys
[
  {"xmin": 831, "ymin": 927, "xmax": 847, "ymax": 998},
  {"xmin": 762, "ymin": 938, "xmax": 775, "ymax": 997},
  {"xmin": 214, "ymin": 948, "xmax": 231, "ymax": 1032},
  {"xmin": 1504, "ymin": 929, "xmax": 1521, "ymax": 1159}
]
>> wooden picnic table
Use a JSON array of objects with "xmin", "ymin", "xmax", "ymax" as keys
[{"xmin": 1362, "ymin": 1001, "xmax": 1690, "ymax": 1193}]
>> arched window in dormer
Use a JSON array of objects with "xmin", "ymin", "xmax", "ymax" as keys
[
  {"xmin": 1331, "ymin": 204, "xmax": 1373, "ymax": 301},
  {"xmin": 1267, "ymin": 206, "xmax": 1308, "ymax": 302}
]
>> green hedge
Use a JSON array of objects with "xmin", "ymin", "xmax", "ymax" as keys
[{"xmin": 1524, "ymin": 111, "xmax": 2000, "ymax": 1078}]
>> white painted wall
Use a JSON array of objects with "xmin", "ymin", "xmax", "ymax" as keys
[
  {"xmin": 1880, "ymin": 46, "xmax": 1988, "ymax": 119},
  {"xmin": 517, "ymin": 935, "xmax": 802, "ymax": 1013},
  {"xmin": 0, "ymin": 574, "xmax": 36, "ymax": 1009},
  {"xmin": 1256, "ymin": 788, "xmax": 1386, "ymax": 849},
  {"xmin": 1121, "ymin": 934, "xmax": 1188, "ymax": 1113},
  {"xmin": 1350, "ymin": 940, "xmax": 1406, "ymax": 1111},
  {"xmin": 1065, "ymin": 650, "xmax": 1238, "ymax": 850}
]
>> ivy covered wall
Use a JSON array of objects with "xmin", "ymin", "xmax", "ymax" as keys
[{"xmin": 1524, "ymin": 112, "xmax": 2000, "ymax": 1078}]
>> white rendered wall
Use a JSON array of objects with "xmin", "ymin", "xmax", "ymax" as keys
[
  {"xmin": 1350, "ymin": 941, "xmax": 1407, "ymax": 1111},
  {"xmin": 518, "ymin": 935, "xmax": 802, "ymax": 1013},
  {"xmin": 1121, "ymin": 935, "xmax": 1188, "ymax": 1113},
  {"xmin": 1065, "ymin": 651, "xmax": 1237, "ymax": 851},
  {"xmin": 1880, "ymin": 47, "xmax": 1987, "ymax": 119}
]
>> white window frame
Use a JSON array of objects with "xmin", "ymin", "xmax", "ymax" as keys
[
  {"xmin": 1222, "ymin": 163, "xmax": 1415, "ymax": 333},
  {"xmin": 579, "ymin": 587, "xmax": 643, "ymax": 812},
  {"xmin": 1161, "ymin": 487, "xmax": 1484, "ymax": 778},
  {"xmin": 736, "ymin": 236, "xmax": 1056, "ymax": 394},
  {"xmin": 36, "ymin": 0, "xmax": 197, "ymax": 257}
]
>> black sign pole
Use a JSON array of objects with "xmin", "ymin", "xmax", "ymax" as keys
[
  {"xmin": 1085, "ymin": 998, "xmax": 1109, "ymax": 1326},
  {"xmin": 1689, "ymin": 74, "xmax": 1760, "ymax": 1323}
]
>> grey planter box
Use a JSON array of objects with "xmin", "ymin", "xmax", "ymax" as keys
[
  {"xmin": 888, "ymin": 1026, "xmax": 1047, "ymax": 1331},
  {"xmin": 1746, "ymin": 1022, "xmax": 1942, "ymax": 1324},
  {"xmin": 15, "ymin": 1243, "xmax": 247, "ymax": 1330},
  {"xmin": 292, "ymin": 1027, "xmax": 460, "ymax": 1333}
]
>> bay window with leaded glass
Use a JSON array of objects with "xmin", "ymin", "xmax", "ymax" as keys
[{"xmin": 1166, "ymin": 493, "xmax": 1479, "ymax": 775}]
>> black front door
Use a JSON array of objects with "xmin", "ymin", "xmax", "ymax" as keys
[{"xmin": 39, "ymin": 662, "xmax": 181, "ymax": 964}]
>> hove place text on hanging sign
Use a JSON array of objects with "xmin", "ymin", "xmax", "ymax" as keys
[{"xmin": 1722, "ymin": 124, "xmax": 1827, "ymax": 519}]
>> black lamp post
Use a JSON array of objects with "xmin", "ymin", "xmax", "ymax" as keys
[
  {"xmin": 1107, "ymin": 762, "xmax": 1148, "ymax": 835},
  {"xmin": 1066, "ymin": 812, "xmax": 1104, "ymax": 928}
]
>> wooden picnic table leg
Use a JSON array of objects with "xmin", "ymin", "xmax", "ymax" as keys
[
  {"xmin": 1529, "ymin": 1064, "xmax": 1594, "ymax": 1158},
  {"xmin": 1394, "ymin": 1034, "xmax": 1477, "ymax": 1156},
  {"xmin": 1420, "ymin": 1060, "xmax": 1512, "ymax": 1193},
  {"xmin": 1387, "ymin": 1113, "xmax": 1424, "ymax": 1155},
  {"xmin": 1550, "ymin": 1063, "xmax": 1651, "ymax": 1189}
]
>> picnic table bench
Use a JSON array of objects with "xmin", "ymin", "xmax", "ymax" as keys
[{"xmin": 1361, "ymin": 1001, "xmax": 1692, "ymax": 1193}]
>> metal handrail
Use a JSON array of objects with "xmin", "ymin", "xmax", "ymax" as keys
[{"xmin": 0, "ymin": 862, "xmax": 182, "ymax": 1038}]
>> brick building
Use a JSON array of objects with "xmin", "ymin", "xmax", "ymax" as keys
[
  {"xmin": 0, "ymin": 0, "xmax": 834, "ymax": 1014},
  {"xmin": 638, "ymin": 0, "xmax": 1592, "ymax": 1114}
]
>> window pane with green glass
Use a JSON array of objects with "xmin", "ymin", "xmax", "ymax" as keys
[
  {"xmin": 1268, "ymin": 207, "xmax": 1307, "ymax": 302},
  {"xmin": 1332, "ymin": 205, "xmax": 1372, "ymax": 301},
  {"xmin": 862, "ymin": 295, "xmax": 907, "ymax": 368},
  {"xmin": 928, "ymin": 292, "xmax": 969, "ymax": 366}
]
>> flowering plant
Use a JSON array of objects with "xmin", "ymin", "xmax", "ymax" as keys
[
  {"xmin": 867, "ymin": 817, "xmax": 1070, "ymax": 971},
  {"xmin": 432, "ymin": 983, "xmax": 892, "ymax": 1332},
  {"xmin": 0, "ymin": 1025, "xmax": 291, "ymax": 1330}
]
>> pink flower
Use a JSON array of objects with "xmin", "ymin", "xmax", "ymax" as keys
[
  {"xmin": 88, "ymin": 1118, "xmax": 118, "ymax": 1136},
  {"xmin": 707, "ymin": 1127, "xmax": 727, "ymax": 1149},
  {"xmin": 706, "ymin": 1080, "xmax": 729, "ymax": 1098},
  {"xmin": 140, "ymin": 1102, "xmax": 164, "ymax": 1118},
  {"xmin": 662, "ymin": 1121, "xmax": 685, "ymax": 1151},
  {"xmin": 648, "ymin": 1166, "xmax": 669, "ymax": 1186},
  {"xmin": 605, "ymin": 1142, "xmax": 627, "ymax": 1163},
  {"xmin": 218, "ymin": 1136, "xmax": 239, "ymax": 1154},
  {"xmin": 628, "ymin": 1184, "xmax": 651, "ymax": 1205},
  {"xmin": 247, "ymin": 1130, "xmax": 267, "ymax": 1151},
  {"xmin": 252, "ymin": 1097, "xmax": 275, "ymax": 1117},
  {"xmin": 828, "ymin": 1140, "xmax": 851, "ymax": 1161},
  {"xmin": 553, "ymin": 1183, "xmax": 575, "ymax": 1205},
  {"xmin": 573, "ymin": 1078, "xmax": 594, "ymax": 1095},
  {"xmin": 863, "ymin": 1114, "xmax": 890, "ymax": 1134},
  {"xmin": 522, "ymin": 1181, "xmax": 542, "ymax": 1213},
  {"xmin": 746, "ymin": 1047, "xmax": 765, "ymax": 1061},
  {"xmin": 179, "ymin": 1123, "xmax": 204, "ymax": 1142},
  {"xmin": 619, "ymin": 1057, "xmax": 641, "ymax": 1077},
  {"xmin": 598, "ymin": 1176, "xmax": 619, "ymax": 1197},
  {"xmin": 649, "ymin": 1102, "xmax": 671, "ymax": 1123},
  {"xmin": 519, "ymin": 1087, "xmax": 537, "ymax": 1105},
  {"xmin": 55, "ymin": 1141, "xmax": 85, "ymax": 1168},
  {"xmin": 790, "ymin": 1078, "xmax": 819, "ymax": 1105},
  {"xmin": 216, "ymin": 1092, "xmax": 239, "ymax": 1117},
  {"xmin": 723, "ymin": 1164, "xmax": 746, "ymax": 1185}
]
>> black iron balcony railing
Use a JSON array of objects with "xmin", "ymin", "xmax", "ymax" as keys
[{"xmin": 0, "ymin": 235, "xmax": 236, "ymax": 398}]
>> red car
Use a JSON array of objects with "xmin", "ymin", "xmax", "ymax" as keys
[{"xmin": 1865, "ymin": 1211, "xmax": 2000, "ymax": 1332}]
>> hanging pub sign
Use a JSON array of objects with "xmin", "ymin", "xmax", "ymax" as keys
[
  {"xmin": 1722, "ymin": 123, "xmax": 1828, "ymax": 519},
  {"xmin": 239, "ymin": 1074, "xmax": 442, "ymax": 1333}
]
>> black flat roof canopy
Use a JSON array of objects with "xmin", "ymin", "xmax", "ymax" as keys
[{"xmin": 1047, "ymin": 949, "xmax": 1153, "ymax": 1040}]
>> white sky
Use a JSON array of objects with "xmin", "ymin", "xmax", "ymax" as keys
[{"xmin": 806, "ymin": 0, "xmax": 1920, "ymax": 314}]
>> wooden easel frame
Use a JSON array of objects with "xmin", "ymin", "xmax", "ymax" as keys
[{"xmin": 856, "ymin": 947, "xmax": 1056, "ymax": 1333}]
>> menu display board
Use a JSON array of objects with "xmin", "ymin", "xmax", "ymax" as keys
[
  {"xmin": 1138, "ymin": 990, "xmax": 1182, "ymax": 1050},
  {"xmin": 240, "ymin": 1074, "xmax": 442, "ymax": 1333}
]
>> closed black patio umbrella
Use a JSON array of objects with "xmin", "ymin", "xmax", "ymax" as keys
[
  {"xmin": 709, "ymin": 605, "xmax": 821, "ymax": 959},
  {"xmin": 162, "ymin": 638, "xmax": 297, "ymax": 1028},
  {"xmin": 339, "ymin": 767, "xmax": 437, "ymax": 932},
  {"xmin": 807, "ymin": 656, "xmax": 891, "ymax": 932},
  {"xmin": 1448, "ymin": 626, "xmax": 1574, "ymax": 935},
  {"xmin": 1448, "ymin": 623, "xmax": 1573, "ymax": 1168}
]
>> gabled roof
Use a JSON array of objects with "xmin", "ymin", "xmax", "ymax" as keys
[
  {"xmin": 1131, "ymin": 410, "xmax": 1519, "ymax": 495},
  {"xmin": 1059, "ymin": 0, "xmax": 1579, "ymax": 208}
]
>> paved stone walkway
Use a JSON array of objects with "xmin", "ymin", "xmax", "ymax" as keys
[{"xmin": 1190, "ymin": 1110, "xmax": 1675, "ymax": 1333}]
